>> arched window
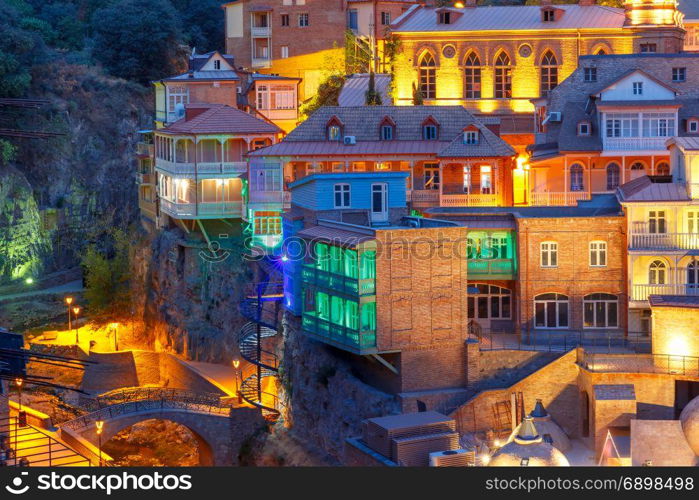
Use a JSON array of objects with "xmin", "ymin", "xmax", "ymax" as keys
[
  {"xmin": 534, "ymin": 293, "xmax": 569, "ymax": 329},
  {"xmin": 464, "ymin": 52, "xmax": 481, "ymax": 99},
  {"xmin": 630, "ymin": 161, "xmax": 645, "ymax": 180},
  {"xmin": 467, "ymin": 284, "xmax": 512, "ymax": 321},
  {"xmin": 494, "ymin": 51, "xmax": 512, "ymax": 99},
  {"xmin": 656, "ymin": 162, "xmax": 670, "ymax": 176},
  {"xmin": 606, "ymin": 162, "xmax": 620, "ymax": 190},
  {"xmin": 418, "ymin": 52, "xmax": 437, "ymax": 99},
  {"xmin": 595, "ymin": 48, "xmax": 607, "ymax": 56},
  {"xmin": 583, "ymin": 293, "xmax": 618, "ymax": 328},
  {"xmin": 688, "ymin": 260, "xmax": 699, "ymax": 289},
  {"xmin": 649, "ymin": 260, "xmax": 667, "ymax": 285},
  {"xmin": 540, "ymin": 50, "xmax": 558, "ymax": 96},
  {"xmin": 570, "ymin": 163, "xmax": 584, "ymax": 191}
]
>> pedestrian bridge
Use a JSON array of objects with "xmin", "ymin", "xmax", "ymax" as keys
[{"xmin": 59, "ymin": 388, "xmax": 265, "ymax": 465}]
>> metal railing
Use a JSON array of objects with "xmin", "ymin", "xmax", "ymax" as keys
[
  {"xmin": 530, "ymin": 191, "xmax": 591, "ymax": 206},
  {"xmin": 467, "ymin": 259, "xmax": 515, "ymax": 276},
  {"xmin": 474, "ymin": 328, "xmax": 651, "ymax": 354},
  {"xmin": 301, "ymin": 265, "xmax": 375, "ymax": 296},
  {"xmin": 159, "ymin": 199, "xmax": 244, "ymax": 218},
  {"xmin": 630, "ymin": 232, "xmax": 699, "ymax": 250},
  {"xmin": 631, "ymin": 283, "xmax": 699, "ymax": 301},
  {"xmin": 440, "ymin": 193, "xmax": 498, "ymax": 207},
  {"xmin": 155, "ymin": 159, "xmax": 247, "ymax": 176},
  {"xmin": 301, "ymin": 312, "xmax": 376, "ymax": 352},
  {"xmin": 603, "ymin": 137, "xmax": 668, "ymax": 151},
  {"xmin": 580, "ymin": 352, "xmax": 699, "ymax": 377}
]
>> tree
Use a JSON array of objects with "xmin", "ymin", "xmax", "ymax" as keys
[
  {"xmin": 0, "ymin": 2, "xmax": 40, "ymax": 97},
  {"xmin": 412, "ymin": 82, "xmax": 424, "ymax": 105},
  {"xmin": 92, "ymin": 0, "xmax": 184, "ymax": 84},
  {"xmin": 365, "ymin": 72, "xmax": 383, "ymax": 106}
]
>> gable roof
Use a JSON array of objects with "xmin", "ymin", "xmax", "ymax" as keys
[
  {"xmin": 159, "ymin": 104, "xmax": 280, "ymax": 135},
  {"xmin": 189, "ymin": 51, "xmax": 236, "ymax": 72},
  {"xmin": 616, "ymin": 175, "xmax": 690, "ymax": 203},
  {"xmin": 249, "ymin": 105, "xmax": 513, "ymax": 158},
  {"xmin": 593, "ymin": 69, "xmax": 680, "ymax": 98},
  {"xmin": 392, "ymin": 4, "xmax": 626, "ymax": 33}
]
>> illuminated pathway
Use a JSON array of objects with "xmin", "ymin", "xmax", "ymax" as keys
[{"xmin": 3, "ymin": 417, "xmax": 90, "ymax": 466}]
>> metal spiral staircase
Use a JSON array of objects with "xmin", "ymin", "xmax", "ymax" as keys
[{"xmin": 238, "ymin": 279, "xmax": 284, "ymax": 421}]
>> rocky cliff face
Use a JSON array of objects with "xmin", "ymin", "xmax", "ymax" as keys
[
  {"xmin": 0, "ymin": 62, "xmax": 152, "ymax": 284},
  {"xmin": 281, "ymin": 315, "xmax": 400, "ymax": 463},
  {"xmin": 133, "ymin": 227, "xmax": 254, "ymax": 363}
]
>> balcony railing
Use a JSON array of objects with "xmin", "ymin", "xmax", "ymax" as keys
[
  {"xmin": 160, "ymin": 199, "xmax": 244, "ymax": 219},
  {"xmin": 631, "ymin": 283, "xmax": 699, "ymax": 302},
  {"xmin": 468, "ymin": 259, "xmax": 515, "ymax": 277},
  {"xmin": 530, "ymin": 191, "xmax": 591, "ymax": 206},
  {"xmin": 301, "ymin": 265, "xmax": 375, "ymax": 296},
  {"xmin": 630, "ymin": 232, "xmax": 699, "ymax": 250},
  {"xmin": 252, "ymin": 57, "xmax": 272, "ymax": 69},
  {"xmin": 603, "ymin": 137, "xmax": 668, "ymax": 152},
  {"xmin": 156, "ymin": 160, "xmax": 247, "ymax": 176},
  {"xmin": 440, "ymin": 193, "xmax": 498, "ymax": 207},
  {"xmin": 580, "ymin": 352, "xmax": 699, "ymax": 378},
  {"xmin": 407, "ymin": 190, "xmax": 439, "ymax": 206},
  {"xmin": 302, "ymin": 312, "xmax": 376, "ymax": 352},
  {"xmin": 249, "ymin": 190, "xmax": 286, "ymax": 205},
  {"xmin": 138, "ymin": 173, "xmax": 155, "ymax": 185},
  {"xmin": 251, "ymin": 26, "xmax": 271, "ymax": 37},
  {"xmin": 136, "ymin": 143, "xmax": 154, "ymax": 156}
]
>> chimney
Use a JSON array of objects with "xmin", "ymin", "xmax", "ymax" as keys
[{"xmin": 579, "ymin": 0, "xmax": 595, "ymax": 6}]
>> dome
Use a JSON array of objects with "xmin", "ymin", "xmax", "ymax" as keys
[
  {"xmin": 524, "ymin": 399, "xmax": 571, "ymax": 452},
  {"xmin": 490, "ymin": 416, "xmax": 570, "ymax": 467},
  {"xmin": 680, "ymin": 395, "xmax": 699, "ymax": 456}
]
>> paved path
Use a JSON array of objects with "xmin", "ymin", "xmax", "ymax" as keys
[
  {"xmin": 0, "ymin": 280, "xmax": 84, "ymax": 302},
  {"xmin": 185, "ymin": 361, "xmax": 242, "ymax": 397}
]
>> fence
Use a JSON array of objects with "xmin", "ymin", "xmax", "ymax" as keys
[{"xmin": 580, "ymin": 352, "xmax": 699, "ymax": 378}]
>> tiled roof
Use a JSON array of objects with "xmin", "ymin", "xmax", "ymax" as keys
[
  {"xmin": 557, "ymin": 102, "xmax": 602, "ymax": 152},
  {"xmin": 338, "ymin": 73, "xmax": 392, "ymax": 107},
  {"xmin": 161, "ymin": 104, "xmax": 280, "ymax": 135},
  {"xmin": 250, "ymin": 105, "xmax": 513, "ymax": 158},
  {"xmin": 188, "ymin": 51, "xmax": 236, "ymax": 72},
  {"xmin": 437, "ymin": 122, "xmax": 515, "ymax": 158},
  {"xmin": 649, "ymin": 295, "xmax": 699, "ymax": 308},
  {"xmin": 163, "ymin": 70, "xmax": 240, "ymax": 82},
  {"xmin": 393, "ymin": 4, "xmax": 626, "ymax": 33},
  {"xmin": 617, "ymin": 176, "xmax": 690, "ymax": 202},
  {"xmin": 295, "ymin": 225, "xmax": 375, "ymax": 248}
]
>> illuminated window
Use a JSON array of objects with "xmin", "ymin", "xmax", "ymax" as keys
[
  {"xmin": 254, "ymin": 215, "xmax": 282, "ymax": 235},
  {"xmin": 672, "ymin": 67, "xmax": 686, "ymax": 82},
  {"xmin": 333, "ymin": 183, "xmax": 351, "ymax": 208},
  {"xmin": 540, "ymin": 242, "xmax": 558, "ymax": 268},
  {"xmin": 464, "ymin": 52, "xmax": 481, "ymax": 99},
  {"xmin": 424, "ymin": 163, "xmax": 439, "ymax": 190},
  {"xmin": 649, "ymin": 260, "xmax": 666, "ymax": 285},
  {"xmin": 589, "ymin": 241, "xmax": 607, "ymax": 267},
  {"xmin": 328, "ymin": 125, "xmax": 341, "ymax": 141},
  {"xmin": 540, "ymin": 51, "xmax": 558, "ymax": 97},
  {"xmin": 688, "ymin": 211, "xmax": 699, "ymax": 234},
  {"xmin": 584, "ymin": 67, "xmax": 597, "ymax": 82},
  {"xmin": 418, "ymin": 52, "xmax": 437, "ymax": 99},
  {"xmin": 648, "ymin": 210, "xmax": 666, "ymax": 234},
  {"xmin": 583, "ymin": 293, "xmax": 618, "ymax": 328},
  {"xmin": 494, "ymin": 52, "xmax": 512, "ymax": 99},
  {"xmin": 606, "ymin": 162, "xmax": 620, "ymax": 190},
  {"xmin": 656, "ymin": 162, "xmax": 670, "ymax": 176},
  {"xmin": 570, "ymin": 163, "xmax": 584, "ymax": 192},
  {"xmin": 534, "ymin": 293, "xmax": 568, "ymax": 329}
]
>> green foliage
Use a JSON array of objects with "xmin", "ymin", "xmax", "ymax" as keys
[
  {"xmin": 82, "ymin": 226, "xmax": 133, "ymax": 317},
  {"xmin": 345, "ymin": 30, "xmax": 371, "ymax": 74},
  {"xmin": 0, "ymin": 1, "xmax": 39, "ymax": 97},
  {"xmin": 92, "ymin": 0, "xmax": 184, "ymax": 84},
  {"xmin": 301, "ymin": 75, "xmax": 345, "ymax": 118},
  {"xmin": 412, "ymin": 82, "xmax": 424, "ymax": 106},
  {"xmin": 0, "ymin": 140, "xmax": 17, "ymax": 166},
  {"xmin": 171, "ymin": 0, "xmax": 225, "ymax": 52},
  {"xmin": 365, "ymin": 71, "xmax": 382, "ymax": 106}
]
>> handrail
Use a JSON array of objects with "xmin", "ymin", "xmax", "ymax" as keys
[{"xmin": 580, "ymin": 352, "xmax": 699, "ymax": 377}]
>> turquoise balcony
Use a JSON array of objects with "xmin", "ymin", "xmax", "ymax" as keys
[
  {"xmin": 468, "ymin": 259, "xmax": 516, "ymax": 280},
  {"xmin": 302, "ymin": 312, "xmax": 377, "ymax": 354},
  {"xmin": 301, "ymin": 265, "xmax": 375, "ymax": 297}
]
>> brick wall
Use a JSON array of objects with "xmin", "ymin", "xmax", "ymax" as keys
[
  {"xmin": 651, "ymin": 305, "xmax": 699, "ymax": 359},
  {"xmin": 517, "ymin": 215, "xmax": 627, "ymax": 334}
]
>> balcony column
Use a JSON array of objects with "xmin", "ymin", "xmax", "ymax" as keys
[
  {"xmin": 674, "ymin": 255, "xmax": 680, "ymax": 292},
  {"xmin": 563, "ymin": 156, "xmax": 568, "ymax": 205},
  {"xmin": 586, "ymin": 157, "xmax": 591, "ymax": 197},
  {"xmin": 409, "ymin": 161, "xmax": 415, "ymax": 190},
  {"xmin": 651, "ymin": 155, "xmax": 655, "ymax": 175},
  {"xmin": 438, "ymin": 161, "xmax": 444, "ymax": 206},
  {"xmin": 621, "ymin": 156, "xmax": 626, "ymax": 186},
  {"xmin": 220, "ymin": 138, "xmax": 226, "ymax": 167}
]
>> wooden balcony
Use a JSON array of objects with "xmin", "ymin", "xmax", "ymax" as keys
[
  {"xmin": 156, "ymin": 160, "xmax": 247, "ymax": 176},
  {"xmin": 302, "ymin": 312, "xmax": 376, "ymax": 354},
  {"xmin": 530, "ymin": 191, "xmax": 591, "ymax": 206},
  {"xmin": 407, "ymin": 190, "xmax": 497, "ymax": 208},
  {"xmin": 138, "ymin": 173, "xmax": 155, "ymax": 185},
  {"xmin": 160, "ymin": 199, "xmax": 244, "ymax": 219},
  {"xmin": 603, "ymin": 137, "xmax": 668, "ymax": 152},
  {"xmin": 631, "ymin": 283, "xmax": 699, "ymax": 302},
  {"xmin": 630, "ymin": 232, "xmax": 699, "ymax": 251},
  {"xmin": 467, "ymin": 259, "xmax": 515, "ymax": 280},
  {"xmin": 136, "ymin": 142, "xmax": 154, "ymax": 157}
]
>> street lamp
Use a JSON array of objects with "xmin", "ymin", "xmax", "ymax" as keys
[
  {"xmin": 73, "ymin": 306, "xmax": 81, "ymax": 345},
  {"xmin": 110, "ymin": 323, "xmax": 120, "ymax": 351},
  {"xmin": 232, "ymin": 359, "xmax": 241, "ymax": 403},
  {"xmin": 65, "ymin": 297, "xmax": 74, "ymax": 331},
  {"xmin": 95, "ymin": 420, "xmax": 104, "ymax": 467}
]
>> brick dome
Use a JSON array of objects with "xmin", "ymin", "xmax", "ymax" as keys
[
  {"xmin": 490, "ymin": 416, "xmax": 570, "ymax": 467},
  {"xmin": 680, "ymin": 395, "xmax": 699, "ymax": 456}
]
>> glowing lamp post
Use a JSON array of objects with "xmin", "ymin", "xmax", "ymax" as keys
[
  {"xmin": 65, "ymin": 297, "xmax": 74, "ymax": 331},
  {"xmin": 110, "ymin": 322, "xmax": 120, "ymax": 351},
  {"xmin": 95, "ymin": 420, "xmax": 104, "ymax": 467},
  {"xmin": 232, "ymin": 359, "xmax": 242, "ymax": 404},
  {"xmin": 73, "ymin": 306, "xmax": 81, "ymax": 345}
]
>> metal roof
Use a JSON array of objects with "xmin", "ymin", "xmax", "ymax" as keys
[
  {"xmin": 159, "ymin": 104, "xmax": 280, "ymax": 135},
  {"xmin": 617, "ymin": 176, "xmax": 690, "ymax": 202},
  {"xmin": 668, "ymin": 136, "xmax": 699, "ymax": 151},
  {"xmin": 392, "ymin": 4, "xmax": 626, "ymax": 33},
  {"xmin": 295, "ymin": 225, "xmax": 375, "ymax": 248},
  {"xmin": 338, "ymin": 73, "xmax": 392, "ymax": 107},
  {"xmin": 163, "ymin": 70, "xmax": 240, "ymax": 82},
  {"xmin": 649, "ymin": 295, "xmax": 699, "ymax": 308}
]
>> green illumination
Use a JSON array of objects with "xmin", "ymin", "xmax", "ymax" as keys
[{"xmin": 25, "ymin": 277, "xmax": 34, "ymax": 285}]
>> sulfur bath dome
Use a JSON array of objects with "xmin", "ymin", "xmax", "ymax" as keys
[
  {"xmin": 490, "ymin": 416, "xmax": 570, "ymax": 467},
  {"xmin": 680, "ymin": 395, "xmax": 699, "ymax": 456}
]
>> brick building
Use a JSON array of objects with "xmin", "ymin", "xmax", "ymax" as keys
[{"xmin": 390, "ymin": 0, "xmax": 685, "ymax": 115}]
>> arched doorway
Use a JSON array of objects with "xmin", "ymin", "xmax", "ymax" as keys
[
  {"xmin": 581, "ymin": 391, "xmax": 590, "ymax": 438},
  {"xmin": 101, "ymin": 418, "xmax": 213, "ymax": 466}
]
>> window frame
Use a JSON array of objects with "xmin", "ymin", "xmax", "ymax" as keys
[
  {"xmin": 589, "ymin": 241, "xmax": 607, "ymax": 267},
  {"xmin": 494, "ymin": 52, "xmax": 512, "ymax": 99},
  {"xmin": 333, "ymin": 183, "xmax": 351, "ymax": 208},
  {"xmin": 672, "ymin": 67, "xmax": 686, "ymax": 82},
  {"xmin": 583, "ymin": 67, "xmax": 597, "ymax": 83},
  {"xmin": 534, "ymin": 293, "xmax": 569, "ymax": 329},
  {"xmin": 583, "ymin": 293, "xmax": 619, "ymax": 329},
  {"xmin": 540, "ymin": 241, "xmax": 558, "ymax": 268},
  {"xmin": 298, "ymin": 13, "xmax": 309, "ymax": 27},
  {"xmin": 464, "ymin": 130, "xmax": 479, "ymax": 145}
]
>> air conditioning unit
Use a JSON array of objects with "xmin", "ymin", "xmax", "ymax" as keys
[
  {"xmin": 545, "ymin": 111, "xmax": 562, "ymax": 123},
  {"xmin": 429, "ymin": 449, "xmax": 476, "ymax": 467},
  {"xmin": 343, "ymin": 136, "xmax": 357, "ymax": 145}
]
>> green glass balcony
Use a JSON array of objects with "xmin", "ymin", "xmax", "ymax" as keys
[
  {"xmin": 302, "ymin": 312, "xmax": 377, "ymax": 354},
  {"xmin": 468, "ymin": 259, "xmax": 515, "ymax": 280},
  {"xmin": 301, "ymin": 265, "xmax": 375, "ymax": 297}
]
